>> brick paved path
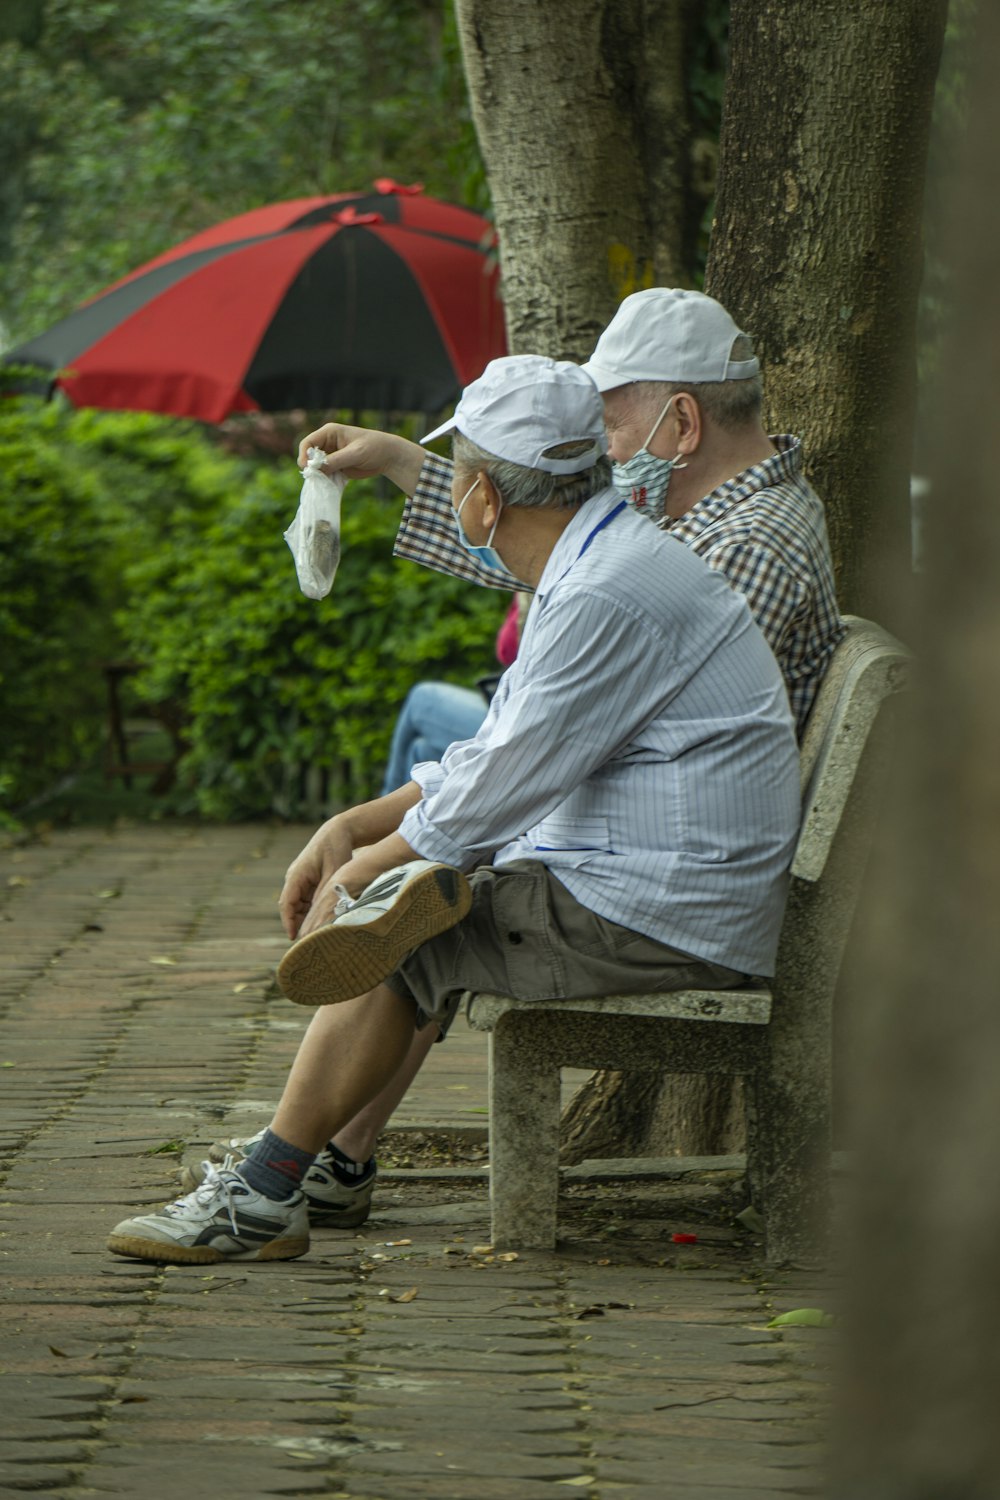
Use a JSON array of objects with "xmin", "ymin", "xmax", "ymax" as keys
[{"xmin": 0, "ymin": 824, "xmax": 831, "ymax": 1498}]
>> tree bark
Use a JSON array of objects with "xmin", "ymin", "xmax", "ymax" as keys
[
  {"xmin": 705, "ymin": 0, "xmax": 948, "ymax": 619},
  {"xmin": 454, "ymin": 0, "xmax": 695, "ymax": 359},
  {"xmin": 833, "ymin": 9, "xmax": 1000, "ymax": 1489},
  {"xmin": 631, "ymin": 0, "xmax": 948, "ymax": 1171}
]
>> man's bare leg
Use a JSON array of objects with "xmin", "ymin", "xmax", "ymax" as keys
[
  {"xmin": 331, "ymin": 1021, "xmax": 440, "ymax": 1164},
  {"xmin": 270, "ymin": 983, "xmax": 420, "ymax": 1153}
]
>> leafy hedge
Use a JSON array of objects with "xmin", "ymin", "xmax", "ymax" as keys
[
  {"xmin": 0, "ymin": 397, "xmax": 507, "ymax": 821},
  {"xmin": 119, "ymin": 463, "xmax": 506, "ymax": 819},
  {"xmin": 0, "ymin": 398, "xmax": 237, "ymax": 813}
]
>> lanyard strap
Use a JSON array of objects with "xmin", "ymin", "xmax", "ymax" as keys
[{"xmin": 576, "ymin": 500, "xmax": 627, "ymax": 561}]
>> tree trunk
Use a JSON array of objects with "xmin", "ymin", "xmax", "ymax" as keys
[
  {"xmin": 834, "ymin": 9, "xmax": 1000, "ymax": 1489},
  {"xmin": 454, "ymin": 0, "xmax": 695, "ymax": 359},
  {"xmin": 629, "ymin": 0, "xmax": 948, "ymax": 1171},
  {"xmin": 705, "ymin": 0, "xmax": 948, "ymax": 619}
]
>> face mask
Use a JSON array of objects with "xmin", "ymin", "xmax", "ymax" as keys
[
  {"xmin": 455, "ymin": 480, "xmax": 506, "ymax": 572},
  {"xmin": 610, "ymin": 397, "xmax": 688, "ymax": 525}
]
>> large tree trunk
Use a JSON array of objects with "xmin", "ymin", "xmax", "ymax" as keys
[
  {"xmin": 705, "ymin": 0, "xmax": 948, "ymax": 619},
  {"xmin": 570, "ymin": 0, "xmax": 948, "ymax": 1170},
  {"xmin": 454, "ymin": 0, "xmax": 696, "ymax": 359},
  {"xmin": 834, "ymin": 9, "xmax": 1000, "ymax": 1489}
]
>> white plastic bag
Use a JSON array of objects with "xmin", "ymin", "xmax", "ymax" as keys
[{"xmin": 284, "ymin": 447, "xmax": 346, "ymax": 599}]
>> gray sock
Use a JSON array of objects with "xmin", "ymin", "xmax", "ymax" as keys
[{"xmin": 237, "ymin": 1128, "xmax": 314, "ymax": 1202}]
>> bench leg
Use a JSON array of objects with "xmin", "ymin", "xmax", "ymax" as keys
[
  {"xmin": 488, "ymin": 1023, "xmax": 561, "ymax": 1249},
  {"xmin": 751, "ymin": 1035, "xmax": 832, "ymax": 1265}
]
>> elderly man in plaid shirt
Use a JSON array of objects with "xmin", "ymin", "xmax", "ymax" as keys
[
  {"xmin": 167, "ymin": 288, "xmax": 844, "ymax": 1233},
  {"xmin": 386, "ymin": 287, "xmax": 844, "ymax": 738}
]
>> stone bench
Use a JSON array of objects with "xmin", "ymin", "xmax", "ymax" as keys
[{"xmin": 465, "ymin": 616, "xmax": 911, "ymax": 1263}]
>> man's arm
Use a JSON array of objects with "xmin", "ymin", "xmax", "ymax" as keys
[
  {"xmin": 297, "ymin": 423, "xmax": 521, "ymax": 591},
  {"xmin": 398, "ymin": 588, "xmax": 682, "ymax": 869},
  {"xmin": 279, "ymin": 781, "xmax": 422, "ymax": 938},
  {"xmin": 394, "ymin": 452, "xmax": 523, "ymax": 592},
  {"xmin": 296, "ymin": 422, "xmax": 426, "ymax": 496}
]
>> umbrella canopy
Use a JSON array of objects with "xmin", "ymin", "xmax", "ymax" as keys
[{"xmin": 6, "ymin": 180, "xmax": 506, "ymax": 422}]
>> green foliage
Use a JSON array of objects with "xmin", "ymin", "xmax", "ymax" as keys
[
  {"xmin": 0, "ymin": 400, "xmax": 115, "ymax": 807},
  {"xmin": 0, "ymin": 395, "xmax": 506, "ymax": 822},
  {"xmin": 0, "ymin": 397, "xmax": 254, "ymax": 813},
  {"xmin": 119, "ymin": 462, "xmax": 506, "ymax": 819},
  {"xmin": 0, "ymin": 0, "xmax": 484, "ymax": 345}
]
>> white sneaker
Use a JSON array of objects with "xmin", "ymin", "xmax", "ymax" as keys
[
  {"xmin": 177, "ymin": 1133, "xmax": 377, "ymax": 1229},
  {"xmin": 107, "ymin": 1165, "xmax": 309, "ymax": 1265},
  {"xmin": 277, "ymin": 859, "xmax": 472, "ymax": 1007}
]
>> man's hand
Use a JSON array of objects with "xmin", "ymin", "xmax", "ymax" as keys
[
  {"xmin": 293, "ymin": 831, "xmax": 421, "ymax": 940},
  {"xmin": 278, "ymin": 817, "xmax": 353, "ymax": 940},
  {"xmin": 297, "ymin": 423, "xmax": 427, "ymax": 496}
]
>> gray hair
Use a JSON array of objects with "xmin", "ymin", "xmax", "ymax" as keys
[
  {"xmin": 452, "ymin": 433, "xmax": 612, "ymax": 510},
  {"xmin": 626, "ymin": 334, "xmax": 763, "ymax": 431}
]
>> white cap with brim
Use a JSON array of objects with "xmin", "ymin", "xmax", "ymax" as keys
[
  {"xmin": 581, "ymin": 287, "xmax": 760, "ymax": 393},
  {"xmin": 422, "ymin": 355, "xmax": 608, "ymax": 475}
]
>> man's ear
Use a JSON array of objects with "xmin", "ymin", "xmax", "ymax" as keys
[
  {"xmin": 479, "ymin": 471, "xmax": 503, "ymax": 524},
  {"xmin": 672, "ymin": 393, "xmax": 703, "ymax": 454}
]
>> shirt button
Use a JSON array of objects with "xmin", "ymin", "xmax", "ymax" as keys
[{"xmin": 507, "ymin": 931, "xmax": 523, "ymax": 945}]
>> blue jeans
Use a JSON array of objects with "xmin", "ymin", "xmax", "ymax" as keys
[{"xmin": 380, "ymin": 681, "xmax": 489, "ymax": 795}]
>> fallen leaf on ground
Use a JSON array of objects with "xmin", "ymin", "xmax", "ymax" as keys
[
  {"xmin": 767, "ymin": 1307, "xmax": 834, "ymax": 1328},
  {"xmin": 389, "ymin": 1287, "xmax": 419, "ymax": 1303}
]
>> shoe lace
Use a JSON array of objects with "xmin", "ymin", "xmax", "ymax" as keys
[
  {"xmin": 171, "ymin": 1161, "xmax": 243, "ymax": 1235},
  {"xmin": 333, "ymin": 883, "xmax": 355, "ymax": 917}
]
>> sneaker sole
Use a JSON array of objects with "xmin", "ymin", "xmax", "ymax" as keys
[
  {"xmin": 106, "ymin": 1233, "xmax": 309, "ymax": 1265},
  {"xmin": 277, "ymin": 865, "xmax": 472, "ymax": 1007}
]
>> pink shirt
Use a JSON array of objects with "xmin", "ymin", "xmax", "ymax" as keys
[{"xmin": 495, "ymin": 597, "xmax": 520, "ymax": 667}]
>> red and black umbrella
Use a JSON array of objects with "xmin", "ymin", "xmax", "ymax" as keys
[{"xmin": 6, "ymin": 180, "xmax": 506, "ymax": 422}]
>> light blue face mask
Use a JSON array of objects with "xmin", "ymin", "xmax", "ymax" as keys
[
  {"xmin": 610, "ymin": 397, "xmax": 688, "ymax": 526},
  {"xmin": 455, "ymin": 480, "xmax": 506, "ymax": 572}
]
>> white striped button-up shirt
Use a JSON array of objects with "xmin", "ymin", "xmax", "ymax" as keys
[
  {"xmin": 394, "ymin": 438, "xmax": 844, "ymax": 736},
  {"xmin": 399, "ymin": 489, "xmax": 800, "ymax": 977}
]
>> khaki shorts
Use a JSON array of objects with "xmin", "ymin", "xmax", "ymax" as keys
[{"xmin": 386, "ymin": 859, "xmax": 751, "ymax": 1035}]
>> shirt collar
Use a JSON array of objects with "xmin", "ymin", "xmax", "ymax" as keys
[{"xmin": 665, "ymin": 434, "xmax": 803, "ymax": 540}]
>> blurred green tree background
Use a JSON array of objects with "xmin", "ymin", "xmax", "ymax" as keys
[{"xmin": 0, "ymin": 0, "xmax": 971, "ymax": 825}]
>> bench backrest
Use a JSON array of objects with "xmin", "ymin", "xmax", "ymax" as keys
[{"xmin": 791, "ymin": 615, "xmax": 911, "ymax": 884}]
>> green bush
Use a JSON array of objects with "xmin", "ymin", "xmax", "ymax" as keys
[
  {"xmin": 0, "ymin": 397, "xmax": 246, "ymax": 815},
  {"xmin": 119, "ymin": 465, "xmax": 506, "ymax": 819},
  {"xmin": 0, "ymin": 399, "xmax": 117, "ymax": 809},
  {"xmin": 1, "ymin": 397, "xmax": 507, "ymax": 822}
]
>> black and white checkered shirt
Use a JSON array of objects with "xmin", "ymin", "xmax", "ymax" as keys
[{"xmin": 393, "ymin": 436, "xmax": 844, "ymax": 737}]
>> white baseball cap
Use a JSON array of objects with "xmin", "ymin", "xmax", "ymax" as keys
[
  {"xmin": 581, "ymin": 287, "xmax": 759, "ymax": 393},
  {"xmin": 422, "ymin": 355, "xmax": 608, "ymax": 475}
]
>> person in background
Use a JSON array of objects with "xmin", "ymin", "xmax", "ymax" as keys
[{"xmin": 380, "ymin": 594, "xmax": 522, "ymax": 794}]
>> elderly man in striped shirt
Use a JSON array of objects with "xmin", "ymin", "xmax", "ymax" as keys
[{"xmin": 107, "ymin": 355, "xmax": 800, "ymax": 1266}]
